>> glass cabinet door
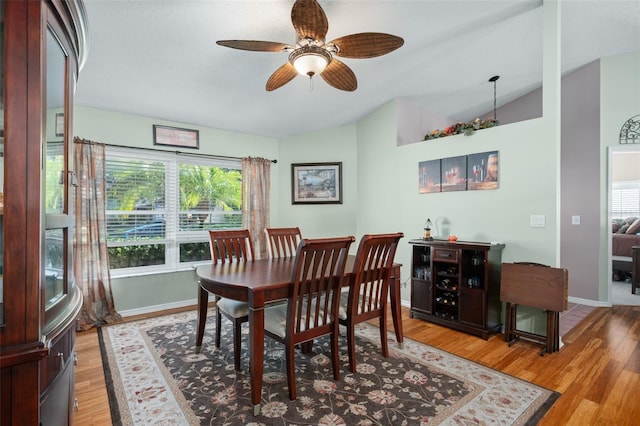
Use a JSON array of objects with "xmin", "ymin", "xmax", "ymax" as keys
[{"xmin": 44, "ymin": 25, "xmax": 73, "ymax": 321}]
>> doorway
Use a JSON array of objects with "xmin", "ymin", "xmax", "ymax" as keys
[{"xmin": 608, "ymin": 145, "xmax": 640, "ymax": 305}]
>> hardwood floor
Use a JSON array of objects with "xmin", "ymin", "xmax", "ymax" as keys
[{"xmin": 73, "ymin": 305, "xmax": 640, "ymax": 425}]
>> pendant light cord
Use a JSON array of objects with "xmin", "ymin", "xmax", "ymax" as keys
[{"xmin": 489, "ymin": 75, "xmax": 499, "ymax": 122}]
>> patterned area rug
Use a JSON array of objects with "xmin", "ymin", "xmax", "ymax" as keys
[{"xmin": 98, "ymin": 310, "xmax": 559, "ymax": 425}]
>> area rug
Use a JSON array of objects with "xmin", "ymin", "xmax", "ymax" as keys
[{"xmin": 98, "ymin": 309, "xmax": 559, "ymax": 425}]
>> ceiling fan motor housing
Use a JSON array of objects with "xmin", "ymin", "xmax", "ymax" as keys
[{"xmin": 289, "ymin": 45, "xmax": 332, "ymax": 76}]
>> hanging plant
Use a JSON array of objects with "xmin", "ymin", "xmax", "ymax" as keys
[{"xmin": 423, "ymin": 118, "xmax": 499, "ymax": 141}]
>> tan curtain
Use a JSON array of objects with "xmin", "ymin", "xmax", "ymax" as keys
[
  {"xmin": 242, "ymin": 157, "xmax": 271, "ymax": 259},
  {"xmin": 74, "ymin": 137, "xmax": 121, "ymax": 330}
]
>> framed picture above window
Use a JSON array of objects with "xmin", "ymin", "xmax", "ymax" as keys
[
  {"xmin": 291, "ymin": 162, "xmax": 342, "ymax": 204},
  {"xmin": 153, "ymin": 124, "xmax": 199, "ymax": 149}
]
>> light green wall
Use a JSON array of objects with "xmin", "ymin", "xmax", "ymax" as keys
[
  {"xmin": 277, "ymin": 124, "xmax": 358, "ymax": 239},
  {"xmin": 74, "ymin": 106, "xmax": 278, "ymax": 156},
  {"xmin": 72, "ymin": 4, "xmax": 640, "ymax": 332},
  {"xmin": 73, "ymin": 107, "xmax": 279, "ymax": 313},
  {"xmin": 354, "ymin": 104, "xmax": 560, "ymax": 305},
  {"xmin": 278, "ymin": 1, "xmax": 561, "ymax": 336},
  {"xmin": 110, "ymin": 270, "xmax": 199, "ymax": 313}
]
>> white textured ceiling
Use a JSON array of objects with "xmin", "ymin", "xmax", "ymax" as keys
[{"xmin": 74, "ymin": 1, "xmax": 640, "ymax": 139}]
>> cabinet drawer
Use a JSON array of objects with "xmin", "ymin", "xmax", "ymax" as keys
[
  {"xmin": 433, "ymin": 248, "xmax": 459, "ymax": 263},
  {"xmin": 40, "ymin": 326, "xmax": 75, "ymax": 393}
]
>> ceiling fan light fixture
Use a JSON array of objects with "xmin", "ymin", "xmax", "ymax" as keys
[{"xmin": 289, "ymin": 45, "xmax": 332, "ymax": 77}]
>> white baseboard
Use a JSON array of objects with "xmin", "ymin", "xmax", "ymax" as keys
[
  {"xmin": 118, "ymin": 295, "xmax": 608, "ymax": 319},
  {"xmin": 567, "ymin": 296, "xmax": 609, "ymax": 308},
  {"xmin": 118, "ymin": 298, "xmax": 200, "ymax": 318}
]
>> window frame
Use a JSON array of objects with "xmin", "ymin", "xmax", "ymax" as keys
[
  {"xmin": 105, "ymin": 147, "xmax": 242, "ymax": 277},
  {"xmin": 611, "ymin": 180, "xmax": 640, "ymax": 220}
]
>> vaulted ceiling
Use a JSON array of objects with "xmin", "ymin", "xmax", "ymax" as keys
[{"xmin": 74, "ymin": 1, "xmax": 640, "ymax": 139}]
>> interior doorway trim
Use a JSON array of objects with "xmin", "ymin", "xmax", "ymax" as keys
[{"xmin": 607, "ymin": 144, "xmax": 640, "ymax": 306}]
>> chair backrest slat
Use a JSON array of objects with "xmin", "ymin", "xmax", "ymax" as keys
[
  {"xmin": 349, "ymin": 233, "xmax": 404, "ymax": 317},
  {"xmin": 264, "ymin": 227, "xmax": 302, "ymax": 259},
  {"xmin": 288, "ymin": 236, "xmax": 354, "ymax": 340},
  {"xmin": 208, "ymin": 229, "xmax": 255, "ymax": 263}
]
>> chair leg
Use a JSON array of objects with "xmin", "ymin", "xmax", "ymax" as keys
[
  {"xmin": 286, "ymin": 342, "xmax": 297, "ymax": 400},
  {"xmin": 195, "ymin": 286, "xmax": 208, "ymax": 353},
  {"xmin": 215, "ymin": 306, "xmax": 222, "ymax": 349},
  {"xmin": 301, "ymin": 341, "xmax": 313, "ymax": 354},
  {"xmin": 379, "ymin": 313, "xmax": 389, "ymax": 358},
  {"xmin": 330, "ymin": 330, "xmax": 341, "ymax": 381},
  {"xmin": 233, "ymin": 319, "xmax": 242, "ymax": 371},
  {"xmin": 347, "ymin": 321, "xmax": 357, "ymax": 373}
]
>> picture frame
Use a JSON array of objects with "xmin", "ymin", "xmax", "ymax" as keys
[
  {"xmin": 418, "ymin": 159, "xmax": 441, "ymax": 193},
  {"xmin": 291, "ymin": 162, "xmax": 343, "ymax": 204},
  {"xmin": 153, "ymin": 124, "xmax": 199, "ymax": 149},
  {"xmin": 419, "ymin": 150, "xmax": 499, "ymax": 194},
  {"xmin": 55, "ymin": 113, "xmax": 64, "ymax": 137},
  {"xmin": 441, "ymin": 155, "xmax": 467, "ymax": 192},
  {"xmin": 467, "ymin": 150, "xmax": 499, "ymax": 190}
]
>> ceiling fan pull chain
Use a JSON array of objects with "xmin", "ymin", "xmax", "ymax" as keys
[{"xmin": 309, "ymin": 76, "xmax": 313, "ymax": 92}]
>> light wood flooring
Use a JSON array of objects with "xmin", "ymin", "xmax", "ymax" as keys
[{"xmin": 73, "ymin": 305, "xmax": 640, "ymax": 425}]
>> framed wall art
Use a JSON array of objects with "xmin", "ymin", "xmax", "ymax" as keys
[
  {"xmin": 419, "ymin": 150, "xmax": 499, "ymax": 194},
  {"xmin": 441, "ymin": 155, "xmax": 467, "ymax": 192},
  {"xmin": 467, "ymin": 150, "xmax": 499, "ymax": 190},
  {"xmin": 291, "ymin": 162, "xmax": 342, "ymax": 204},
  {"xmin": 153, "ymin": 124, "xmax": 199, "ymax": 149},
  {"xmin": 418, "ymin": 159, "xmax": 441, "ymax": 193}
]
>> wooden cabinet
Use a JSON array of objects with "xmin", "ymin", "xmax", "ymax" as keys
[
  {"xmin": 409, "ymin": 239, "xmax": 504, "ymax": 339},
  {"xmin": 0, "ymin": 2, "xmax": 87, "ymax": 425}
]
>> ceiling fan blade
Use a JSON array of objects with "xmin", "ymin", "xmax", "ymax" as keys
[
  {"xmin": 291, "ymin": 0, "xmax": 328, "ymax": 41},
  {"xmin": 328, "ymin": 33, "xmax": 404, "ymax": 59},
  {"xmin": 216, "ymin": 40, "xmax": 291, "ymax": 52},
  {"xmin": 266, "ymin": 62, "xmax": 299, "ymax": 91},
  {"xmin": 320, "ymin": 59, "xmax": 357, "ymax": 92}
]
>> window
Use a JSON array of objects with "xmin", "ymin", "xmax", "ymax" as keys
[
  {"xmin": 105, "ymin": 147, "xmax": 242, "ymax": 275},
  {"xmin": 611, "ymin": 180, "xmax": 640, "ymax": 219}
]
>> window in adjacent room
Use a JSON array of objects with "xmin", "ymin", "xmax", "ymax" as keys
[
  {"xmin": 105, "ymin": 147, "xmax": 242, "ymax": 275},
  {"xmin": 611, "ymin": 181, "xmax": 640, "ymax": 220}
]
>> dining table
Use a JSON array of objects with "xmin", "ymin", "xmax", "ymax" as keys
[{"xmin": 195, "ymin": 255, "xmax": 403, "ymax": 416}]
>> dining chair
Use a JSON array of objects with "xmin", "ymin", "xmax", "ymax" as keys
[
  {"xmin": 339, "ymin": 232, "xmax": 404, "ymax": 373},
  {"xmin": 264, "ymin": 227, "xmax": 302, "ymax": 259},
  {"xmin": 208, "ymin": 229, "xmax": 254, "ymax": 371},
  {"xmin": 263, "ymin": 236, "xmax": 355, "ymax": 400}
]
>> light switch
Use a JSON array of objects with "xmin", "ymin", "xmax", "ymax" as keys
[
  {"xmin": 530, "ymin": 214, "xmax": 546, "ymax": 228},
  {"xmin": 572, "ymin": 215, "xmax": 581, "ymax": 225}
]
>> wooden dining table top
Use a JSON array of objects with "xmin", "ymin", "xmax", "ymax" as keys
[{"xmin": 196, "ymin": 256, "xmax": 381, "ymax": 295}]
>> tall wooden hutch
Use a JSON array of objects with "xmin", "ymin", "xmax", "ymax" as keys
[{"xmin": 0, "ymin": 1, "xmax": 88, "ymax": 424}]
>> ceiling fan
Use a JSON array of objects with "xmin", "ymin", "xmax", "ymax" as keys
[{"xmin": 216, "ymin": 0, "xmax": 404, "ymax": 92}]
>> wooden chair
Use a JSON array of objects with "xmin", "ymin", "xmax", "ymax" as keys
[
  {"xmin": 339, "ymin": 232, "xmax": 404, "ymax": 373},
  {"xmin": 264, "ymin": 227, "xmax": 302, "ymax": 259},
  {"xmin": 208, "ymin": 229, "xmax": 254, "ymax": 371},
  {"xmin": 263, "ymin": 236, "xmax": 355, "ymax": 400}
]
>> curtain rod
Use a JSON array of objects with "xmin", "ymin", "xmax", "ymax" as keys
[{"xmin": 101, "ymin": 142, "xmax": 277, "ymax": 163}]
